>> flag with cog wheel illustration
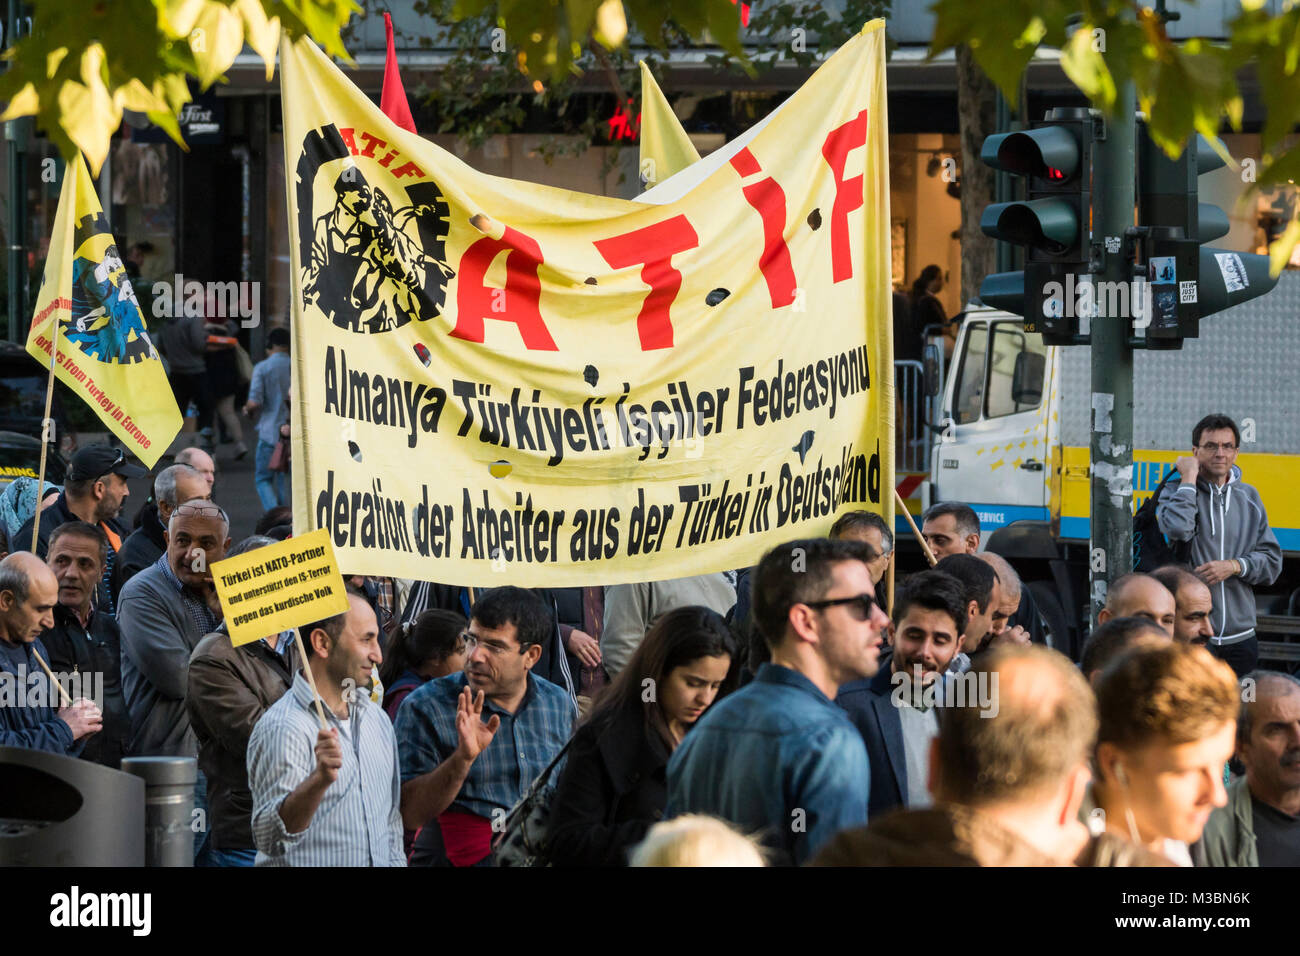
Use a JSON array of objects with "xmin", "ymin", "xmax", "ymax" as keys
[{"xmin": 26, "ymin": 154, "xmax": 182, "ymax": 467}]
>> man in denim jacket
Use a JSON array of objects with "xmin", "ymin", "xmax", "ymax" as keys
[{"xmin": 666, "ymin": 538, "xmax": 887, "ymax": 865}]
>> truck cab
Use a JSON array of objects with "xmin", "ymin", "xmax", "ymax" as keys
[
  {"xmin": 900, "ymin": 290, "xmax": 1300, "ymax": 667},
  {"xmin": 915, "ymin": 306, "xmax": 1077, "ymax": 654}
]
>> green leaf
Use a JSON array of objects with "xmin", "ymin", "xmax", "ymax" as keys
[
  {"xmin": 1059, "ymin": 25, "xmax": 1116, "ymax": 111},
  {"xmin": 1255, "ymin": 143, "xmax": 1300, "ymax": 190},
  {"xmin": 2, "ymin": 0, "xmax": 358, "ymax": 168},
  {"xmin": 1269, "ymin": 213, "xmax": 1300, "ymax": 278}
]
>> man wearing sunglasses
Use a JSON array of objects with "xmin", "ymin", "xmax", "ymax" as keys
[
  {"xmin": 14, "ymin": 444, "xmax": 146, "ymax": 618},
  {"xmin": 1157, "ymin": 413, "xmax": 1281, "ymax": 676},
  {"xmin": 666, "ymin": 537, "xmax": 888, "ymax": 865},
  {"xmin": 395, "ymin": 586, "xmax": 574, "ymax": 866}
]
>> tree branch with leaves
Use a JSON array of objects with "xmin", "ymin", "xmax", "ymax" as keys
[
  {"xmin": 0, "ymin": 0, "xmax": 360, "ymax": 172},
  {"xmin": 929, "ymin": 0, "xmax": 1300, "ymax": 266}
]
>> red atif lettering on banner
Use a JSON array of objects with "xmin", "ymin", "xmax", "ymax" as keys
[
  {"xmin": 730, "ymin": 147, "xmax": 797, "ymax": 309},
  {"xmin": 594, "ymin": 215, "xmax": 699, "ymax": 351},
  {"xmin": 337, "ymin": 127, "xmax": 425, "ymax": 178},
  {"xmin": 452, "ymin": 223, "xmax": 559, "ymax": 350},
  {"xmin": 821, "ymin": 108, "xmax": 868, "ymax": 283}
]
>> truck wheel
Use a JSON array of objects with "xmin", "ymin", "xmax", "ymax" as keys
[{"xmin": 1027, "ymin": 581, "xmax": 1075, "ymax": 660}]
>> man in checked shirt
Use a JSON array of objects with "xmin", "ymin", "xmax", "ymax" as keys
[{"xmin": 396, "ymin": 586, "xmax": 575, "ymax": 866}]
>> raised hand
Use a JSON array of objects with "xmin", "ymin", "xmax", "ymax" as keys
[
  {"xmin": 454, "ymin": 686, "xmax": 500, "ymax": 763},
  {"xmin": 312, "ymin": 727, "xmax": 343, "ymax": 786},
  {"xmin": 1175, "ymin": 455, "xmax": 1199, "ymax": 486}
]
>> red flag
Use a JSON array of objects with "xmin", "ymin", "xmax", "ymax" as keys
[{"xmin": 381, "ymin": 12, "xmax": 418, "ymax": 134}]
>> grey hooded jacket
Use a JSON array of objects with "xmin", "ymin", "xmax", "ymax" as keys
[{"xmin": 1156, "ymin": 465, "xmax": 1281, "ymax": 644}]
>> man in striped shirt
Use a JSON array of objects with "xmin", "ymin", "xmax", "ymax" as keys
[{"xmin": 247, "ymin": 586, "xmax": 405, "ymax": 866}]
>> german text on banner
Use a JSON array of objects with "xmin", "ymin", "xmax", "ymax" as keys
[
  {"xmin": 281, "ymin": 21, "xmax": 894, "ymax": 586},
  {"xmin": 26, "ymin": 154, "xmax": 182, "ymax": 468},
  {"xmin": 212, "ymin": 529, "xmax": 350, "ymax": 646}
]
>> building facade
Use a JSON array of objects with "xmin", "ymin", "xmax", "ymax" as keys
[{"xmin": 0, "ymin": 0, "xmax": 1293, "ymax": 352}]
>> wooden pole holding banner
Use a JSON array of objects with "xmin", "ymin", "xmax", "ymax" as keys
[
  {"xmin": 467, "ymin": 587, "xmax": 476, "ymax": 607},
  {"xmin": 894, "ymin": 488, "xmax": 938, "ymax": 567},
  {"xmin": 887, "ymin": 550, "xmax": 896, "ymax": 615},
  {"xmin": 30, "ymin": 313, "xmax": 59, "ymax": 554},
  {"xmin": 32, "ymin": 648, "xmax": 74, "ymax": 707},
  {"xmin": 292, "ymin": 630, "xmax": 330, "ymax": 731}
]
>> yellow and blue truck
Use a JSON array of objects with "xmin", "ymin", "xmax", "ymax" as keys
[{"xmin": 897, "ymin": 273, "xmax": 1300, "ymax": 663}]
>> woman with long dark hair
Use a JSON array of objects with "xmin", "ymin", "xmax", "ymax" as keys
[
  {"xmin": 546, "ymin": 606, "xmax": 736, "ymax": 866},
  {"xmin": 381, "ymin": 609, "xmax": 467, "ymax": 720},
  {"xmin": 909, "ymin": 264, "xmax": 952, "ymax": 356}
]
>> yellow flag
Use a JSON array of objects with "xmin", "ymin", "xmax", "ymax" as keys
[
  {"xmin": 637, "ymin": 61, "xmax": 701, "ymax": 189},
  {"xmin": 280, "ymin": 21, "xmax": 893, "ymax": 586},
  {"xmin": 26, "ymin": 154, "xmax": 182, "ymax": 467}
]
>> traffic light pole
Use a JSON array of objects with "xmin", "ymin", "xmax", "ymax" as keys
[{"xmin": 1088, "ymin": 81, "xmax": 1136, "ymax": 625}]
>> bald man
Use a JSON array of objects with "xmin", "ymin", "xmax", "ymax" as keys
[
  {"xmin": 0, "ymin": 553, "xmax": 103, "ymax": 754},
  {"xmin": 1150, "ymin": 565, "xmax": 1214, "ymax": 646},
  {"xmin": 176, "ymin": 446, "xmax": 217, "ymax": 496},
  {"xmin": 977, "ymin": 553, "xmax": 1030, "ymax": 647},
  {"xmin": 815, "ymin": 645, "xmax": 1168, "ymax": 866},
  {"xmin": 1097, "ymin": 573, "xmax": 1177, "ymax": 638}
]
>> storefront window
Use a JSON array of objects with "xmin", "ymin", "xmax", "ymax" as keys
[{"xmin": 109, "ymin": 135, "xmax": 180, "ymax": 325}]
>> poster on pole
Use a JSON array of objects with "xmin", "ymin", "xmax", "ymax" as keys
[{"xmin": 212, "ymin": 529, "xmax": 350, "ymax": 646}]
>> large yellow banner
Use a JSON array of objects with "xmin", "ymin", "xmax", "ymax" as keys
[
  {"xmin": 26, "ymin": 154, "xmax": 182, "ymax": 467},
  {"xmin": 281, "ymin": 21, "xmax": 893, "ymax": 586}
]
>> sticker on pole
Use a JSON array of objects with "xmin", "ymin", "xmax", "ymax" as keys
[
  {"xmin": 211, "ymin": 528, "xmax": 350, "ymax": 646},
  {"xmin": 1150, "ymin": 257, "xmax": 1177, "ymax": 284},
  {"xmin": 1214, "ymin": 252, "xmax": 1248, "ymax": 293},
  {"xmin": 1179, "ymin": 281, "xmax": 1197, "ymax": 303}
]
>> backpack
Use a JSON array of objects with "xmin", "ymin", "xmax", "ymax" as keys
[{"xmin": 1132, "ymin": 467, "xmax": 1195, "ymax": 572}]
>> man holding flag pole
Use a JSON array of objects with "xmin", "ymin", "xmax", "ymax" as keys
[{"xmin": 247, "ymin": 585, "xmax": 406, "ymax": 866}]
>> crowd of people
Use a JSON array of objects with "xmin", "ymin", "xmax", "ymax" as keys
[
  {"xmin": 155, "ymin": 301, "xmax": 293, "ymax": 512},
  {"xmin": 0, "ymin": 411, "xmax": 1297, "ymax": 868}
]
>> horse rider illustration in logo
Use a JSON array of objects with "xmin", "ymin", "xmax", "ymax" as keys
[
  {"xmin": 63, "ymin": 214, "xmax": 160, "ymax": 365},
  {"xmin": 303, "ymin": 167, "xmax": 455, "ymax": 334}
]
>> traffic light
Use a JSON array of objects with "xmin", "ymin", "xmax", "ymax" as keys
[
  {"xmin": 978, "ymin": 108, "xmax": 1100, "ymax": 345},
  {"xmin": 1136, "ymin": 124, "xmax": 1278, "ymax": 348}
]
